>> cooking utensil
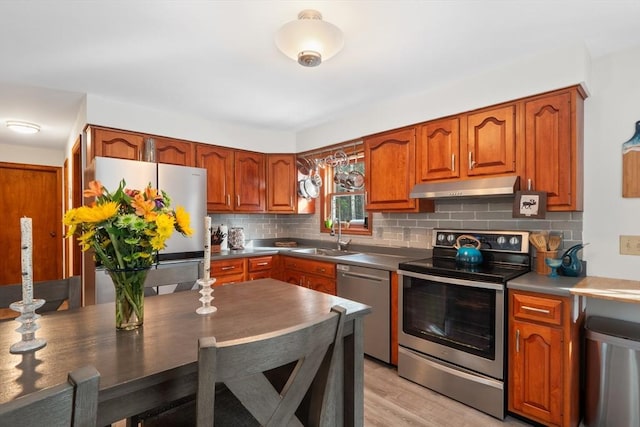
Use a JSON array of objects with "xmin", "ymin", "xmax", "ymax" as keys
[
  {"xmin": 454, "ymin": 234, "xmax": 483, "ymax": 265},
  {"xmin": 530, "ymin": 233, "xmax": 548, "ymax": 251},
  {"xmin": 298, "ymin": 179, "xmax": 310, "ymax": 199},
  {"xmin": 346, "ymin": 170, "xmax": 365, "ymax": 190},
  {"xmin": 548, "ymin": 234, "xmax": 562, "ymax": 252},
  {"xmin": 304, "ymin": 177, "xmax": 320, "ymax": 198}
]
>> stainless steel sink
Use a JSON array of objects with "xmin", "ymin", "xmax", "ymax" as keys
[{"xmin": 291, "ymin": 248, "xmax": 359, "ymax": 257}]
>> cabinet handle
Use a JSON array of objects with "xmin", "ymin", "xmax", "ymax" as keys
[
  {"xmin": 226, "ymin": 194, "xmax": 230, "ymax": 206},
  {"xmin": 256, "ymin": 262, "xmax": 269, "ymax": 266},
  {"xmin": 468, "ymin": 151, "xmax": 476, "ymax": 170},
  {"xmin": 521, "ymin": 305, "xmax": 550, "ymax": 314},
  {"xmin": 221, "ymin": 266, "xmax": 235, "ymax": 271},
  {"xmin": 317, "ymin": 268, "xmax": 326, "ymax": 273},
  {"xmin": 290, "ymin": 196, "xmax": 293, "ymax": 207},
  {"xmin": 451, "ymin": 154, "xmax": 455, "ymax": 172},
  {"xmin": 237, "ymin": 195, "xmax": 240, "ymax": 206},
  {"xmin": 516, "ymin": 329, "xmax": 520, "ymax": 353},
  {"xmin": 527, "ymin": 178, "xmax": 532, "ymax": 191}
]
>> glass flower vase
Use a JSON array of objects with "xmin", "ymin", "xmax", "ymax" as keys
[{"xmin": 107, "ymin": 267, "xmax": 150, "ymax": 330}]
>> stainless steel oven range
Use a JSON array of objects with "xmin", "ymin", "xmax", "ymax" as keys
[{"xmin": 397, "ymin": 229, "xmax": 530, "ymax": 420}]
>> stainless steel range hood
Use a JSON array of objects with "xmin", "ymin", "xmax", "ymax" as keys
[{"xmin": 410, "ymin": 175, "xmax": 520, "ymax": 199}]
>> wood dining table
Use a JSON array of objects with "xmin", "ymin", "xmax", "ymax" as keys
[{"xmin": 0, "ymin": 279, "xmax": 371, "ymax": 426}]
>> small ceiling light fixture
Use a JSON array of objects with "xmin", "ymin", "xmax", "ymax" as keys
[
  {"xmin": 6, "ymin": 120, "xmax": 40, "ymax": 134},
  {"xmin": 275, "ymin": 9, "xmax": 344, "ymax": 67}
]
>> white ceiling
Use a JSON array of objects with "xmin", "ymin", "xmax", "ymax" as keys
[{"xmin": 1, "ymin": 0, "xmax": 640, "ymax": 151}]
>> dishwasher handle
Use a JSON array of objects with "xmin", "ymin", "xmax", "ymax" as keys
[{"xmin": 339, "ymin": 271, "xmax": 387, "ymax": 282}]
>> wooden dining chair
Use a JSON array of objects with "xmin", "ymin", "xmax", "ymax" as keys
[
  {"xmin": 197, "ymin": 304, "xmax": 347, "ymax": 427},
  {"xmin": 0, "ymin": 276, "xmax": 81, "ymax": 319},
  {"xmin": 0, "ymin": 365, "xmax": 100, "ymax": 426}
]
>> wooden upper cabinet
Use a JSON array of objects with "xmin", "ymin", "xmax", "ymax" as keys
[
  {"xmin": 235, "ymin": 151, "xmax": 265, "ymax": 212},
  {"xmin": 89, "ymin": 126, "xmax": 145, "ymax": 161},
  {"xmin": 196, "ymin": 144, "xmax": 234, "ymax": 212},
  {"xmin": 154, "ymin": 137, "xmax": 195, "ymax": 166},
  {"xmin": 417, "ymin": 117, "xmax": 460, "ymax": 182},
  {"xmin": 464, "ymin": 104, "xmax": 518, "ymax": 177},
  {"xmin": 524, "ymin": 87, "xmax": 585, "ymax": 211},
  {"xmin": 365, "ymin": 128, "xmax": 433, "ymax": 212},
  {"xmin": 266, "ymin": 154, "xmax": 296, "ymax": 213}
]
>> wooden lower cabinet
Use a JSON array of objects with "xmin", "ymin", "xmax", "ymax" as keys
[
  {"xmin": 282, "ymin": 256, "xmax": 336, "ymax": 295},
  {"xmin": 247, "ymin": 256, "xmax": 273, "ymax": 280},
  {"xmin": 210, "ymin": 258, "xmax": 246, "ymax": 285},
  {"xmin": 508, "ymin": 290, "xmax": 583, "ymax": 427}
]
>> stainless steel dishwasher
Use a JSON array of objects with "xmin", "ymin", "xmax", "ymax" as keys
[{"xmin": 337, "ymin": 264, "xmax": 390, "ymax": 363}]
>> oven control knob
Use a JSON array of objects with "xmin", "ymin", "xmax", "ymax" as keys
[
  {"xmin": 497, "ymin": 236, "xmax": 506, "ymax": 245},
  {"xmin": 437, "ymin": 233, "xmax": 445, "ymax": 242},
  {"xmin": 509, "ymin": 236, "xmax": 520, "ymax": 247},
  {"xmin": 447, "ymin": 234, "xmax": 456, "ymax": 244}
]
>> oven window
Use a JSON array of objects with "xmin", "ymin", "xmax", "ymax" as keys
[{"xmin": 403, "ymin": 277, "xmax": 496, "ymax": 360}]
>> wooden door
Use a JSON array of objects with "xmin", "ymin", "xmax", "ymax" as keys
[
  {"xmin": 364, "ymin": 128, "xmax": 417, "ymax": 210},
  {"xmin": 465, "ymin": 104, "xmax": 517, "ymax": 177},
  {"xmin": 266, "ymin": 154, "xmax": 296, "ymax": 213},
  {"xmin": 91, "ymin": 127, "xmax": 144, "ymax": 161},
  {"xmin": 525, "ymin": 91, "xmax": 577, "ymax": 210},
  {"xmin": 283, "ymin": 269, "xmax": 305, "ymax": 287},
  {"xmin": 155, "ymin": 137, "xmax": 195, "ymax": 166},
  {"xmin": 195, "ymin": 144, "xmax": 234, "ymax": 212},
  {"xmin": 417, "ymin": 117, "xmax": 460, "ymax": 181},
  {"xmin": 510, "ymin": 319, "xmax": 563, "ymax": 426},
  {"xmin": 234, "ymin": 151, "xmax": 265, "ymax": 212},
  {"xmin": 0, "ymin": 163, "xmax": 63, "ymax": 285}
]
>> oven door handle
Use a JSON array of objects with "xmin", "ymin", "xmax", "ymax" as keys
[{"xmin": 398, "ymin": 270, "xmax": 504, "ymax": 291}]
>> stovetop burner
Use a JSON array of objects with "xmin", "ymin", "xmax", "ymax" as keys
[{"xmin": 399, "ymin": 229, "xmax": 531, "ymax": 284}]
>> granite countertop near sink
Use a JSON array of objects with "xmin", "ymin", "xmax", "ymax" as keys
[{"xmin": 507, "ymin": 272, "xmax": 584, "ymax": 297}]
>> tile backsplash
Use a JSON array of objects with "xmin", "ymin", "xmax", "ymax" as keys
[{"xmin": 211, "ymin": 197, "xmax": 582, "ymax": 252}]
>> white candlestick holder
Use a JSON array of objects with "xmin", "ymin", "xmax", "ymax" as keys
[
  {"xmin": 196, "ymin": 278, "xmax": 217, "ymax": 315},
  {"xmin": 9, "ymin": 299, "xmax": 47, "ymax": 354}
]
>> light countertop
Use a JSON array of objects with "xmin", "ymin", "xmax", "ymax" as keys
[{"xmin": 569, "ymin": 276, "xmax": 640, "ymax": 303}]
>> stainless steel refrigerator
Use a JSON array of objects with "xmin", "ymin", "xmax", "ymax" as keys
[{"xmin": 84, "ymin": 157, "xmax": 207, "ymax": 304}]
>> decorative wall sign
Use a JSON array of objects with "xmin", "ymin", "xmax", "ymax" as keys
[
  {"xmin": 512, "ymin": 191, "xmax": 547, "ymax": 219},
  {"xmin": 622, "ymin": 120, "xmax": 640, "ymax": 197}
]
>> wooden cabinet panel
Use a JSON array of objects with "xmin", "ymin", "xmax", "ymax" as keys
[
  {"xmin": 511, "ymin": 319, "xmax": 563, "ymax": 426},
  {"xmin": 417, "ymin": 117, "xmax": 460, "ymax": 181},
  {"xmin": 248, "ymin": 270, "xmax": 271, "ymax": 281},
  {"xmin": 283, "ymin": 257, "xmax": 335, "ymax": 279},
  {"xmin": 196, "ymin": 145, "xmax": 235, "ymax": 212},
  {"xmin": 508, "ymin": 289, "xmax": 583, "ymax": 427},
  {"xmin": 210, "ymin": 258, "xmax": 246, "ymax": 286},
  {"xmin": 306, "ymin": 275, "xmax": 336, "ymax": 295},
  {"xmin": 282, "ymin": 256, "xmax": 336, "ymax": 295},
  {"xmin": 366, "ymin": 128, "xmax": 425, "ymax": 211},
  {"xmin": 154, "ymin": 137, "xmax": 195, "ymax": 166},
  {"xmin": 524, "ymin": 88, "xmax": 585, "ymax": 211},
  {"xmin": 248, "ymin": 256, "xmax": 273, "ymax": 272},
  {"xmin": 464, "ymin": 104, "xmax": 517, "ymax": 177},
  {"xmin": 266, "ymin": 154, "xmax": 296, "ymax": 213},
  {"xmin": 235, "ymin": 151, "xmax": 265, "ymax": 212},
  {"xmin": 89, "ymin": 127, "xmax": 145, "ymax": 161}
]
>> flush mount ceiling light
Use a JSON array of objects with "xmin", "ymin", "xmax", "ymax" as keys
[
  {"xmin": 6, "ymin": 120, "xmax": 40, "ymax": 134},
  {"xmin": 275, "ymin": 9, "xmax": 344, "ymax": 67}
]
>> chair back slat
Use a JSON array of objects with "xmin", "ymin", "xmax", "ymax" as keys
[
  {"xmin": 0, "ymin": 365, "xmax": 99, "ymax": 427},
  {"xmin": 0, "ymin": 276, "xmax": 81, "ymax": 315},
  {"xmin": 196, "ymin": 305, "xmax": 347, "ymax": 427}
]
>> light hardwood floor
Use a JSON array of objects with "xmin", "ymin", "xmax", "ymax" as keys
[
  {"xmin": 363, "ymin": 357, "xmax": 532, "ymax": 427},
  {"xmin": 116, "ymin": 357, "xmax": 533, "ymax": 426}
]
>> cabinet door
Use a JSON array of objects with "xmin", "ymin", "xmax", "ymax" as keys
[
  {"xmin": 92, "ymin": 128, "xmax": 145, "ymax": 161},
  {"xmin": 417, "ymin": 117, "xmax": 460, "ymax": 181},
  {"xmin": 510, "ymin": 319, "xmax": 563, "ymax": 426},
  {"xmin": 365, "ymin": 128, "xmax": 417, "ymax": 210},
  {"xmin": 266, "ymin": 154, "xmax": 296, "ymax": 213},
  {"xmin": 154, "ymin": 137, "xmax": 195, "ymax": 166},
  {"xmin": 525, "ymin": 90, "xmax": 582, "ymax": 211},
  {"xmin": 196, "ymin": 145, "xmax": 234, "ymax": 212},
  {"xmin": 235, "ymin": 151, "xmax": 265, "ymax": 212},
  {"xmin": 283, "ymin": 269, "xmax": 305, "ymax": 287},
  {"xmin": 306, "ymin": 275, "xmax": 336, "ymax": 295},
  {"xmin": 465, "ymin": 105, "xmax": 517, "ymax": 177}
]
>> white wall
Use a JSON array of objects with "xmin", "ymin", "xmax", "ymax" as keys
[
  {"xmin": 583, "ymin": 45, "xmax": 640, "ymax": 280},
  {"xmin": 86, "ymin": 94, "xmax": 296, "ymax": 153},
  {"xmin": 0, "ymin": 142, "xmax": 64, "ymax": 166},
  {"xmin": 296, "ymin": 44, "xmax": 591, "ymax": 151}
]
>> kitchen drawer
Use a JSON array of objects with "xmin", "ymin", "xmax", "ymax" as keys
[
  {"xmin": 211, "ymin": 258, "xmax": 246, "ymax": 276},
  {"xmin": 283, "ymin": 257, "xmax": 335, "ymax": 279},
  {"xmin": 213, "ymin": 271, "xmax": 246, "ymax": 286},
  {"xmin": 512, "ymin": 292, "xmax": 563, "ymax": 326},
  {"xmin": 248, "ymin": 256, "xmax": 273, "ymax": 272}
]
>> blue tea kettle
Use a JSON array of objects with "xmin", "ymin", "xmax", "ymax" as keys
[
  {"xmin": 560, "ymin": 243, "xmax": 588, "ymax": 277},
  {"xmin": 454, "ymin": 235, "xmax": 483, "ymax": 265}
]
